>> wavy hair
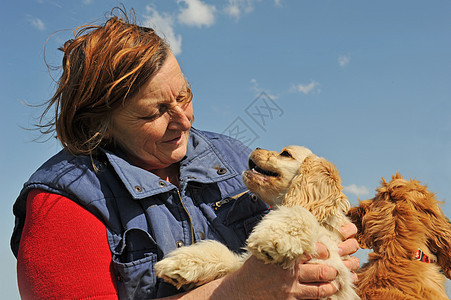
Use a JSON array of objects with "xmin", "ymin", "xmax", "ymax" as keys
[{"xmin": 39, "ymin": 8, "xmax": 169, "ymax": 157}]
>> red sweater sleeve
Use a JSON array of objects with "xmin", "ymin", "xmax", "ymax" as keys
[{"xmin": 17, "ymin": 190, "xmax": 118, "ymax": 299}]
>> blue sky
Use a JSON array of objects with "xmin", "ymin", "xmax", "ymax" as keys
[{"xmin": 1, "ymin": 0, "xmax": 450, "ymax": 297}]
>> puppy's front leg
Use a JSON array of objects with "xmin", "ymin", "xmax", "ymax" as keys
[
  {"xmin": 246, "ymin": 206, "xmax": 320, "ymax": 269},
  {"xmin": 155, "ymin": 240, "xmax": 244, "ymax": 290}
]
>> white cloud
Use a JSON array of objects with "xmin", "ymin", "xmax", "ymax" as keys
[
  {"xmin": 224, "ymin": 4, "xmax": 241, "ymax": 19},
  {"xmin": 143, "ymin": 6, "xmax": 182, "ymax": 55},
  {"xmin": 250, "ymin": 78, "xmax": 260, "ymax": 92},
  {"xmin": 224, "ymin": 0, "xmax": 280, "ymax": 19},
  {"xmin": 343, "ymin": 184, "xmax": 370, "ymax": 197},
  {"xmin": 224, "ymin": 0, "xmax": 259, "ymax": 20},
  {"xmin": 27, "ymin": 16, "xmax": 45, "ymax": 31},
  {"xmin": 177, "ymin": 0, "xmax": 216, "ymax": 28},
  {"xmin": 250, "ymin": 78, "xmax": 278, "ymax": 100},
  {"xmin": 292, "ymin": 80, "xmax": 321, "ymax": 94},
  {"xmin": 338, "ymin": 54, "xmax": 351, "ymax": 67}
]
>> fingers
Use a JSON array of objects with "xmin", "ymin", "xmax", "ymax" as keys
[
  {"xmin": 288, "ymin": 223, "xmax": 360, "ymax": 299},
  {"xmin": 339, "ymin": 222, "xmax": 358, "ymax": 239},
  {"xmin": 294, "ymin": 257, "xmax": 359, "ymax": 298},
  {"xmin": 313, "ymin": 242, "xmax": 329, "ymax": 259},
  {"xmin": 338, "ymin": 238, "xmax": 359, "ymax": 256},
  {"xmin": 299, "ymin": 242, "xmax": 329, "ymax": 263},
  {"xmin": 296, "ymin": 281, "xmax": 340, "ymax": 299},
  {"xmin": 342, "ymin": 256, "xmax": 360, "ymax": 272},
  {"xmin": 306, "ymin": 223, "xmax": 359, "ymax": 260},
  {"xmin": 304, "ymin": 240, "xmax": 360, "ymax": 274},
  {"xmin": 295, "ymin": 263, "xmax": 340, "ymax": 299},
  {"xmin": 338, "ymin": 222, "xmax": 359, "ymax": 256},
  {"xmin": 296, "ymin": 262, "xmax": 338, "ymax": 283}
]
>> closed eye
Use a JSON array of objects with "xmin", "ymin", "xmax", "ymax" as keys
[
  {"xmin": 279, "ymin": 150, "xmax": 292, "ymax": 158},
  {"xmin": 140, "ymin": 114, "xmax": 159, "ymax": 121},
  {"xmin": 140, "ymin": 106, "xmax": 168, "ymax": 121}
]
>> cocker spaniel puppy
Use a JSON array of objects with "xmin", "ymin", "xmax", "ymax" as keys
[
  {"xmin": 155, "ymin": 146, "xmax": 358, "ymax": 299},
  {"xmin": 348, "ymin": 173, "xmax": 451, "ymax": 300}
]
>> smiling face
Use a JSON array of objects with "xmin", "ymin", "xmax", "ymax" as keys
[
  {"xmin": 242, "ymin": 146, "xmax": 313, "ymax": 206},
  {"xmin": 109, "ymin": 53, "xmax": 193, "ymax": 171}
]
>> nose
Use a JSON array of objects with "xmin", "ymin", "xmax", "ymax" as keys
[{"xmin": 168, "ymin": 104, "xmax": 192, "ymax": 130}]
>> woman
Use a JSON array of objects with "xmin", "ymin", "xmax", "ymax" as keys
[{"xmin": 11, "ymin": 9, "xmax": 360, "ymax": 299}]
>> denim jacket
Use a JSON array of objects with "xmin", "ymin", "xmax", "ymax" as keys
[{"xmin": 11, "ymin": 128, "xmax": 269, "ymax": 299}]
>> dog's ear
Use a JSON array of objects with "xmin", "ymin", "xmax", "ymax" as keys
[
  {"xmin": 347, "ymin": 199, "xmax": 372, "ymax": 249},
  {"xmin": 410, "ymin": 186, "xmax": 451, "ymax": 279},
  {"xmin": 427, "ymin": 211, "xmax": 451, "ymax": 279},
  {"xmin": 283, "ymin": 156, "xmax": 350, "ymax": 225},
  {"xmin": 376, "ymin": 175, "xmax": 451, "ymax": 266},
  {"xmin": 398, "ymin": 177, "xmax": 451, "ymax": 278}
]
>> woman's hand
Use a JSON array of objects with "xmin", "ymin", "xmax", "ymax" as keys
[
  {"xmin": 173, "ymin": 223, "xmax": 361, "ymax": 300},
  {"xmin": 209, "ymin": 223, "xmax": 360, "ymax": 299},
  {"xmin": 211, "ymin": 254, "xmax": 342, "ymax": 299},
  {"xmin": 337, "ymin": 222, "xmax": 360, "ymax": 274}
]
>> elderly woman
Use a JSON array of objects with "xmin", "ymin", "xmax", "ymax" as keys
[{"xmin": 11, "ymin": 9, "xmax": 359, "ymax": 300}]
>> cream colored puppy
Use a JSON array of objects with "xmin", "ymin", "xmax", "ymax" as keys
[{"xmin": 155, "ymin": 146, "xmax": 359, "ymax": 299}]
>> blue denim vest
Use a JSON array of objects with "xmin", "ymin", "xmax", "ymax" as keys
[{"xmin": 11, "ymin": 128, "xmax": 269, "ymax": 299}]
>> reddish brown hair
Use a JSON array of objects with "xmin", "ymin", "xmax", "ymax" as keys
[{"xmin": 40, "ymin": 8, "xmax": 169, "ymax": 156}]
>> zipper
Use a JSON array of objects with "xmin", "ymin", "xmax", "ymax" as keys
[
  {"xmin": 176, "ymin": 190, "xmax": 195, "ymax": 244},
  {"xmin": 212, "ymin": 190, "xmax": 249, "ymax": 210},
  {"xmin": 212, "ymin": 197, "xmax": 233, "ymax": 210}
]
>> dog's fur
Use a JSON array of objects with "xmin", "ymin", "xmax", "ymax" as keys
[
  {"xmin": 348, "ymin": 173, "xmax": 451, "ymax": 300},
  {"xmin": 155, "ymin": 146, "xmax": 359, "ymax": 299}
]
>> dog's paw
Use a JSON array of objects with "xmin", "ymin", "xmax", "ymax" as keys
[
  {"xmin": 246, "ymin": 206, "xmax": 320, "ymax": 268},
  {"xmin": 155, "ymin": 240, "xmax": 243, "ymax": 290}
]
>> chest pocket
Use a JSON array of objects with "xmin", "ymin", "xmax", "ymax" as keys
[
  {"xmin": 202, "ymin": 190, "xmax": 269, "ymax": 251},
  {"xmin": 223, "ymin": 192, "xmax": 269, "ymax": 243}
]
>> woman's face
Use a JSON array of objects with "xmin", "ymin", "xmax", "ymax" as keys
[{"xmin": 109, "ymin": 53, "xmax": 193, "ymax": 171}]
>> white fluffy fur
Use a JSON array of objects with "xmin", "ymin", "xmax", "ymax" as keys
[
  {"xmin": 154, "ymin": 240, "xmax": 246, "ymax": 290},
  {"xmin": 155, "ymin": 146, "xmax": 359, "ymax": 299}
]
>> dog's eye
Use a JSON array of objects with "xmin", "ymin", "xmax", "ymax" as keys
[{"xmin": 280, "ymin": 151, "xmax": 292, "ymax": 158}]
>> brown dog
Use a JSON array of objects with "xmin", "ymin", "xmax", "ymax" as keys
[{"xmin": 348, "ymin": 173, "xmax": 451, "ymax": 299}]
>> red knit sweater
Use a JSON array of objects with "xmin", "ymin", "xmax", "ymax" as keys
[{"xmin": 17, "ymin": 190, "xmax": 118, "ymax": 299}]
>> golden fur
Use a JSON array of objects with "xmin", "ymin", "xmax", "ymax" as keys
[
  {"xmin": 348, "ymin": 173, "xmax": 451, "ymax": 300},
  {"xmin": 155, "ymin": 146, "xmax": 358, "ymax": 299}
]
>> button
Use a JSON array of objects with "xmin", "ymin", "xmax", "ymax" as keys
[
  {"xmin": 198, "ymin": 232, "xmax": 206, "ymax": 240},
  {"xmin": 176, "ymin": 240, "xmax": 184, "ymax": 248},
  {"xmin": 158, "ymin": 181, "xmax": 167, "ymax": 187},
  {"xmin": 250, "ymin": 193, "xmax": 258, "ymax": 203},
  {"xmin": 217, "ymin": 167, "xmax": 227, "ymax": 175},
  {"xmin": 134, "ymin": 186, "xmax": 143, "ymax": 192}
]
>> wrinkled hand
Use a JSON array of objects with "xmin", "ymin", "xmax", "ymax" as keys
[
  {"xmin": 210, "ymin": 223, "xmax": 360, "ymax": 299},
  {"xmin": 296, "ymin": 222, "xmax": 360, "ymax": 297},
  {"xmin": 336, "ymin": 222, "xmax": 360, "ymax": 281},
  {"xmin": 302, "ymin": 222, "xmax": 360, "ymax": 274},
  {"xmin": 211, "ymin": 255, "xmax": 343, "ymax": 299}
]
